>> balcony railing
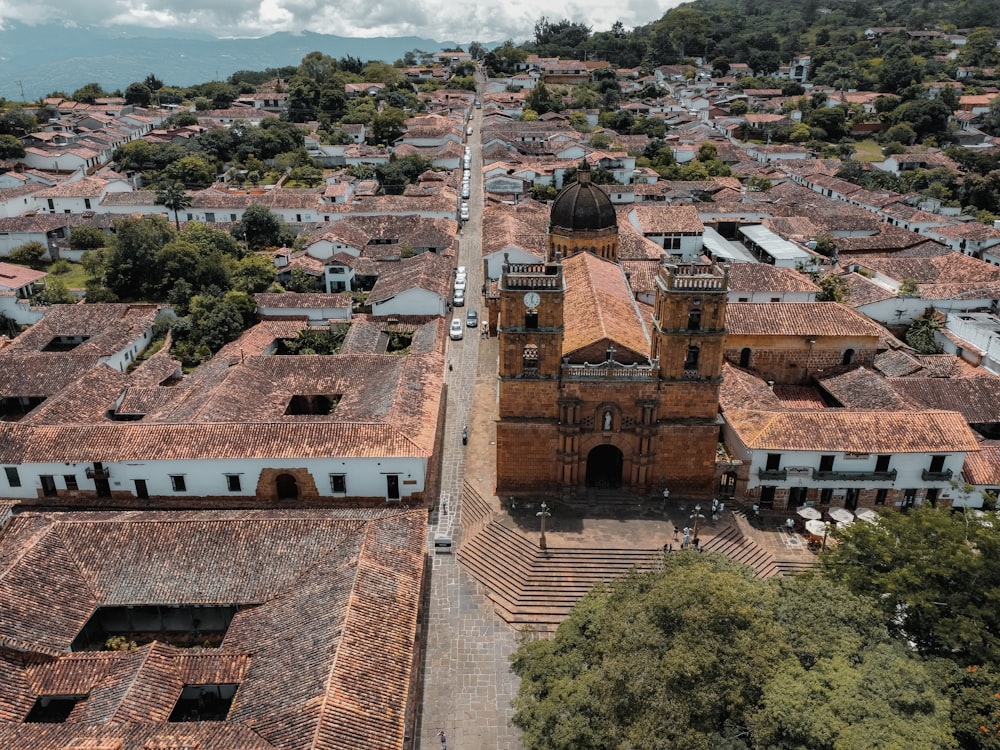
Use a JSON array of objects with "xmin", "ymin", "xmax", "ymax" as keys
[
  {"xmin": 922, "ymin": 468, "xmax": 953, "ymax": 481},
  {"xmin": 85, "ymin": 467, "xmax": 110, "ymax": 479},
  {"xmin": 758, "ymin": 468, "xmax": 787, "ymax": 481},
  {"xmin": 812, "ymin": 469, "xmax": 897, "ymax": 482}
]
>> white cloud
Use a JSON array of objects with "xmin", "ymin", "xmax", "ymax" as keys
[{"xmin": 0, "ymin": 0, "xmax": 686, "ymax": 41}]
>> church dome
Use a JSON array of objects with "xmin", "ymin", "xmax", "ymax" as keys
[{"xmin": 549, "ymin": 160, "xmax": 617, "ymax": 233}]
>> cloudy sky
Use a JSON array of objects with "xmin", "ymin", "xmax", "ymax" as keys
[{"xmin": 0, "ymin": 0, "xmax": 685, "ymax": 42}]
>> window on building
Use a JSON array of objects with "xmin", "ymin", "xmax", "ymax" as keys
[
  {"xmin": 386, "ymin": 475, "xmax": 400, "ymax": 500},
  {"xmin": 135, "ymin": 479, "xmax": 149, "ymax": 499},
  {"xmin": 820, "ymin": 488, "xmax": 833, "ymax": 504},
  {"xmin": 765, "ymin": 453, "xmax": 781, "ymax": 471},
  {"xmin": 525, "ymin": 310, "xmax": 538, "ymax": 329},
  {"xmin": 40, "ymin": 475, "xmax": 57, "ymax": 497},
  {"xmin": 664, "ymin": 235, "xmax": 682, "ymax": 250},
  {"xmin": 929, "ymin": 455, "xmax": 946, "ymax": 473},
  {"xmin": 522, "ymin": 344, "xmax": 539, "ymax": 372},
  {"xmin": 64, "ymin": 475, "xmax": 78, "ymax": 491},
  {"xmin": 330, "ymin": 474, "xmax": 347, "ymax": 494},
  {"xmin": 875, "ymin": 489, "xmax": 888, "ymax": 506},
  {"xmin": 226, "ymin": 475, "xmax": 241, "ymax": 492},
  {"xmin": 4, "ymin": 466, "xmax": 20, "ymax": 487},
  {"xmin": 684, "ymin": 346, "xmax": 700, "ymax": 372},
  {"xmin": 687, "ymin": 308, "xmax": 701, "ymax": 330},
  {"xmin": 169, "ymin": 684, "xmax": 239, "ymax": 722},
  {"xmin": 759, "ymin": 486, "xmax": 776, "ymax": 508},
  {"xmin": 170, "ymin": 475, "xmax": 187, "ymax": 492},
  {"xmin": 819, "ymin": 455, "xmax": 835, "ymax": 472},
  {"xmin": 875, "ymin": 454, "xmax": 891, "ymax": 472},
  {"xmin": 84, "ymin": 198, "xmax": 91, "ymax": 209}
]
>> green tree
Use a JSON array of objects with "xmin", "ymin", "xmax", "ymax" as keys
[
  {"xmin": 230, "ymin": 253, "xmax": 277, "ymax": 294},
  {"xmin": 124, "ymin": 82, "xmax": 153, "ymax": 106},
  {"xmin": 69, "ymin": 226, "xmax": 106, "ymax": 251},
  {"xmin": 6, "ymin": 241, "xmax": 47, "ymax": 267},
  {"xmin": 905, "ymin": 308, "xmax": 942, "ymax": 356},
  {"xmin": 71, "ymin": 82, "xmax": 106, "ymax": 103},
  {"xmin": 512, "ymin": 554, "xmax": 785, "ymax": 750},
  {"xmin": 34, "ymin": 277, "xmax": 77, "ymax": 305},
  {"xmin": 155, "ymin": 182, "xmax": 193, "ymax": 231},
  {"xmin": 162, "ymin": 155, "xmax": 215, "ymax": 189},
  {"xmin": 822, "ymin": 505, "xmax": 1000, "ymax": 666},
  {"xmin": 230, "ymin": 205, "xmax": 293, "ymax": 252},
  {"xmin": 103, "ymin": 215, "xmax": 174, "ymax": 300},
  {"xmin": 0, "ymin": 133, "xmax": 26, "ymax": 158}
]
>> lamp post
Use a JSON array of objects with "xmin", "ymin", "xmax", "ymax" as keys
[
  {"xmin": 690, "ymin": 503, "xmax": 705, "ymax": 549},
  {"xmin": 536, "ymin": 501, "xmax": 551, "ymax": 550},
  {"xmin": 821, "ymin": 521, "xmax": 831, "ymax": 551}
]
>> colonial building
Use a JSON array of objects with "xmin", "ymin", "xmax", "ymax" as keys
[{"xmin": 495, "ymin": 161, "xmax": 727, "ymax": 500}]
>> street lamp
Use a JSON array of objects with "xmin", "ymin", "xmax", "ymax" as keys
[
  {"xmin": 536, "ymin": 501, "xmax": 551, "ymax": 550},
  {"xmin": 821, "ymin": 521, "xmax": 831, "ymax": 551},
  {"xmin": 690, "ymin": 503, "xmax": 705, "ymax": 549}
]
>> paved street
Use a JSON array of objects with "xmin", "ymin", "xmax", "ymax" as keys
[{"xmin": 417, "ymin": 96, "xmax": 525, "ymax": 750}]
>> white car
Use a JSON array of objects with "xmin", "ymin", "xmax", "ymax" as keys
[
  {"xmin": 460, "ymin": 207, "xmax": 470, "ymax": 221},
  {"xmin": 461, "ymin": 185, "xmax": 470, "ymax": 199},
  {"xmin": 456, "ymin": 266, "xmax": 467, "ymax": 276},
  {"xmin": 453, "ymin": 289, "xmax": 465, "ymax": 307},
  {"xmin": 449, "ymin": 318, "xmax": 464, "ymax": 340},
  {"xmin": 454, "ymin": 277, "xmax": 467, "ymax": 292},
  {"xmin": 467, "ymin": 126, "xmax": 473, "ymax": 136}
]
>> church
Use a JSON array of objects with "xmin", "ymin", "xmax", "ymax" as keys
[{"xmin": 495, "ymin": 161, "xmax": 727, "ymax": 500}]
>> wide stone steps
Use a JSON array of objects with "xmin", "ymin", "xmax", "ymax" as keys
[
  {"xmin": 458, "ymin": 520, "xmax": 661, "ymax": 628},
  {"xmin": 701, "ymin": 523, "xmax": 781, "ymax": 579}
]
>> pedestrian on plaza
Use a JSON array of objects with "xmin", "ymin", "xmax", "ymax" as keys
[
  {"xmin": 693, "ymin": 536, "xmax": 700, "ymax": 551},
  {"xmin": 718, "ymin": 501, "xmax": 726, "ymax": 515},
  {"xmin": 682, "ymin": 527, "xmax": 691, "ymax": 549},
  {"xmin": 672, "ymin": 526, "xmax": 679, "ymax": 543},
  {"xmin": 438, "ymin": 730, "xmax": 447, "ymax": 749},
  {"xmin": 786, "ymin": 517, "xmax": 795, "ymax": 531}
]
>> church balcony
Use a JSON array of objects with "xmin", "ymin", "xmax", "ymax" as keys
[
  {"xmin": 562, "ymin": 363, "xmax": 658, "ymax": 381},
  {"xmin": 503, "ymin": 275, "xmax": 563, "ymax": 290}
]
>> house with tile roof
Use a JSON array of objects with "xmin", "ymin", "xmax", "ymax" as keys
[
  {"xmin": 0, "ymin": 507, "xmax": 425, "ymax": 750},
  {"xmin": 718, "ymin": 363, "xmax": 981, "ymax": 512},
  {"xmin": 724, "ymin": 302, "xmax": 885, "ymax": 384}
]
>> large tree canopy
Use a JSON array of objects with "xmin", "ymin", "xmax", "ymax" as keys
[{"xmin": 512, "ymin": 554, "xmax": 962, "ymax": 750}]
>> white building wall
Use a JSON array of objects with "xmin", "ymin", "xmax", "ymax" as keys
[
  {"xmin": 371, "ymin": 287, "xmax": 446, "ymax": 317},
  {"xmin": 2, "ymin": 455, "xmax": 427, "ymax": 501}
]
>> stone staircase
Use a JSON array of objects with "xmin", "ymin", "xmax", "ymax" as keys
[
  {"xmin": 457, "ymin": 520, "xmax": 661, "ymax": 628},
  {"xmin": 700, "ymin": 523, "xmax": 780, "ymax": 578}
]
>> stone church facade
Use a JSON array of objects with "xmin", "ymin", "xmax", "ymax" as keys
[{"xmin": 495, "ymin": 162, "xmax": 727, "ymax": 500}]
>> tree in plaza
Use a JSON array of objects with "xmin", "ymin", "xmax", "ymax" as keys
[
  {"xmin": 512, "ymin": 554, "xmax": 786, "ymax": 750},
  {"xmin": 821, "ymin": 505, "xmax": 1000, "ymax": 666},
  {"xmin": 156, "ymin": 182, "xmax": 193, "ymax": 231}
]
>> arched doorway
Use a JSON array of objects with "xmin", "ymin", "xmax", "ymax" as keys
[
  {"xmin": 586, "ymin": 445, "xmax": 624, "ymax": 489},
  {"xmin": 276, "ymin": 473, "xmax": 299, "ymax": 500}
]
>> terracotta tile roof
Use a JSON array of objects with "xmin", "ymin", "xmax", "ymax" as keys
[
  {"xmin": 562, "ymin": 252, "xmax": 649, "ymax": 362},
  {"xmin": 621, "ymin": 259, "xmax": 661, "ymax": 295},
  {"xmin": 963, "ymin": 444, "xmax": 1000, "ymax": 485},
  {"xmin": 719, "ymin": 362, "xmax": 786, "ymax": 410},
  {"xmin": 627, "ymin": 204, "xmax": 704, "ymax": 234},
  {"xmin": 842, "ymin": 272, "xmax": 896, "ymax": 307},
  {"xmin": 0, "ymin": 509, "xmax": 425, "ymax": 750},
  {"xmin": 816, "ymin": 366, "xmax": 912, "ymax": 410},
  {"xmin": 5, "ymin": 304, "xmax": 161, "ymax": 357},
  {"xmin": 368, "ymin": 252, "xmax": 454, "ymax": 303},
  {"xmin": 0, "ymin": 263, "xmax": 47, "ymax": 290},
  {"xmin": 725, "ymin": 264, "xmax": 820, "ymax": 294},
  {"xmin": 726, "ymin": 407, "xmax": 980, "ymax": 453},
  {"xmin": 887, "ymin": 376, "xmax": 1000, "ymax": 424},
  {"xmin": 772, "ymin": 385, "xmax": 829, "ymax": 409},
  {"xmin": 254, "ymin": 293, "xmax": 352, "ymax": 309},
  {"xmin": 725, "ymin": 302, "xmax": 886, "ymax": 338}
]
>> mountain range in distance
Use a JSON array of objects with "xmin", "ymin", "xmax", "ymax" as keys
[{"xmin": 0, "ymin": 23, "xmax": 491, "ymax": 101}]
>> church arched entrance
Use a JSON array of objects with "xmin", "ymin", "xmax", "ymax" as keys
[
  {"xmin": 276, "ymin": 473, "xmax": 299, "ymax": 500},
  {"xmin": 586, "ymin": 445, "xmax": 624, "ymax": 489}
]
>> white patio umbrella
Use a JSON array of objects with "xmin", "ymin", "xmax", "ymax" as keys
[
  {"xmin": 827, "ymin": 507, "xmax": 855, "ymax": 525},
  {"xmin": 796, "ymin": 506, "xmax": 822, "ymax": 520},
  {"xmin": 805, "ymin": 519, "xmax": 828, "ymax": 537},
  {"xmin": 854, "ymin": 507, "xmax": 879, "ymax": 524}
]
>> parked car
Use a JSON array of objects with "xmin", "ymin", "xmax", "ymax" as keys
[
  {"xmin": 467, "ymin": 126, "xmax": 473, "ymax": 136},
  {"xmin": 466, "ymin": 309, "xmax": 478, "ymax": 328},
  {"xmin": 453, "ymin": 289, "xmax": 465, "ymax": 306},
  {"xmin": 460, "ymin": 207, "xmax": 470, "ymax": 221},
  {"xmin": 456, "ymin": 266, "xmax": 467, "ymax": 276},
  {"xmin": 449, "ymin": 318, "xmax": 464, "ymax": 340},
  {"xmin": 454, "ymin": 277, "xmax": 467, "ymax": 292}
]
